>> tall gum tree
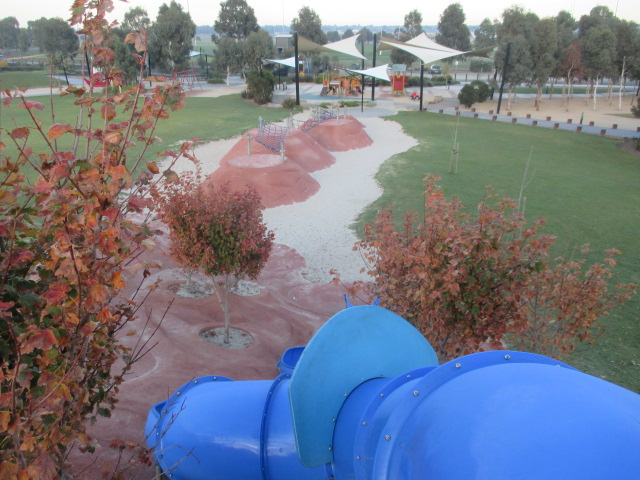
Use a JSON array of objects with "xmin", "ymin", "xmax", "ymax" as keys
[{"xmin": 436, "ymin": 3, "xmax": 471, "ymax": 51}]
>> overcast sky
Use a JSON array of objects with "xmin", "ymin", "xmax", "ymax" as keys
[{"xmin": 8, "ymin": 0, "xmax": 640, "ymax": 29}]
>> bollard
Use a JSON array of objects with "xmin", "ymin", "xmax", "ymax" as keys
[
  {"xmin": 471, "ymin": 107, "xmax": 476, "ymax": 112},
  {"xmin": 554, "ymin": 123, "xmax": 559, "ymax": 129},
  {"xmin": 589, "ymin": 121, "xmax": 595, "ymax": 126},
  {"xmin": 576, "ymin": 126, "xmax": 582, "ymax": 133},
  {"xmin": 567, "ymin": 119, "xmax": 572, "ymax": 124},
  {"xmin": 439, "ymin": 109, "xmax": 444, "ymax": 114},
  {"xmin": 612, "ymin": 124, "xmax": 617, "ymax": 129},
  {"xmin": 512, "ymin": 118, "xmax": 517, "ymax": 124},
  {"xmin": 473, "ymin": 113, "xmax": 478, "ymax": 119},
  {"xmin": 492, "ymin": 115, "xmax": 497, "ymax": 121},
  {"xmin": 600, "ymin": 129, "xmax": 606, "ymax": 136},
  {"xmin": 456, "ymin": 111, "xmax": 460, "ymax": 116},
  {"xmin": 507, "ymin": 111, "xmax": 512, "ymax": 116},
  {"xmin": 280, "ymin": 141, "xmax": 285, "ymax": 163},
  {"xmin": 532, "ymin": 120, "xmax": 538, "ymax": 127},
  {"xmin": 489, "ymin": 110, "xmax": 494, "ymax": 114},
  {"xmin": 246, "ymin": 136, "xmax": 252, "ymax": 156},
  {"xmin": 546, "ymin": 116, "xmax": 552, "ymax": 121},
  {"xmin": 526, "ymin": 113, "xmax": 531, "ymax": 119}
]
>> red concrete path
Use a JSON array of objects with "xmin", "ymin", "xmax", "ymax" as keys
[{"xmin": 70, "ymin": 116, "xmax": 374, "ymax": 478}]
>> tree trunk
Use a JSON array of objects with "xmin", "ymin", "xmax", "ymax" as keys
[
  {"xmin": 226, "ymin": 65, "xmax": 230, "ymax": 86},
  {"xmin": 593, "ymin": 77, "xmax": 599, "ymax": 110},
  {"xmin": 535, "ymin": 85, "xmax": 542, "ymax": 111},
  {"xmin": 549, "ymin": 77, "xmax": 555, "ymax": 99},
  {"xmin": 618, "ymin": 57, "xmax": 626, "ymax": 111}
]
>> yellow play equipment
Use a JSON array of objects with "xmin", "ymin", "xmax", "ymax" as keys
[{"xmin": 320, "ymin": 72, "xmax": 363, "ymax": 97}]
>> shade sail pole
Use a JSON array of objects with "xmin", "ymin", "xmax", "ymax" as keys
[{"xmin": 294, "ymin": 32, "xmax": 300, "ymax": 106}]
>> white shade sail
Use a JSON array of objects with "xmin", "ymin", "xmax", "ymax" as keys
[{"xmin": 345, "ymin": 64, "xmax": 391, "ymax": 82}]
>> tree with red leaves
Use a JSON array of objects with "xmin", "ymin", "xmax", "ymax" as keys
[
  {"xmin": 356, "ymin": 176, "xmax": 635, "ymax": 361},
  {"xmin": 157, "ymin": 171, "xmax": 274, "ymax": 344}
]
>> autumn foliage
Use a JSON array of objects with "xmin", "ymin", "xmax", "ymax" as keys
[
  {"xmin": 356, "ymin": 176, "xmax": 635, "ymax": 360},
  {"xmin": 0, "ymin": 0, "xmax": 193, "ymax": 477},
  {"xmin": 156, "ymin": 171, "xmax": 274, "ymax": 343}
]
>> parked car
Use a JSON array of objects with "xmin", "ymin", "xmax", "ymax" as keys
[{"xmin": 429, "ymin": 65, "xmax": 442, "ymax": 75}]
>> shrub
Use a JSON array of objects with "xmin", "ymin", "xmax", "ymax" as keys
[
  {"xmin": 0, "ymin": 4, "xmax": 193, "ymax": 476},
  {"xmin": 458, "ymin": 81, "xmax": 490, "ymax": 108},
  {"xmin": 458, "ymin": 84, "xmax": 478, "ymax": 108},
  {"xmin": 355, "ymin": 176, "xmax": 635, "ymax": 360},
  {"xmin": 470, "ymin": 80, "xmax": 490, "ymax": 102},
  {"xmin": 281, "ymin": 97, "xmax": 298, "ymax": 109},
  {"xmin": 470, "ymin": 59, "xmax": 494, "ymax": 73},
  {"xmin": 246, "ymin": 70, "xmax": 275, "ymax": 104},
  {"xmin": 631, "ymin": 104, "xmax": 640, "ymax": 118}
]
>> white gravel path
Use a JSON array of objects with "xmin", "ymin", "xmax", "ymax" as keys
[
  {"xmin": 262, "ymin": 116, "xmax": 417, "ymax": 283},
  {"xmin": 168, "ymin": 112, "xmax": 418, "ymax": 284}
]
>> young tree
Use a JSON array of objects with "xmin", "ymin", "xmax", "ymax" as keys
[
  {"xmin": 30, "ymin": 17, "xmax": 79, "ymax": 67},
  {"xmin": 355, "ymin": 177, "xmax": 634, "ymax": 360},
  {"xmin": 495, "ymin": 6, "xmax": 537, "ymax": 109},
  {"xmin": 157, "ymin": 174, "xmax": 274, "ymax": 344},
  {"xmin": 548, "ymin": 10, "xmax": 577, "ymax": 99},
  {"xmin": 473, "ymin": 18, "xmax": 497, "ymax": 49},
  {"xmin": 391, "ymin": 9, "xmax": 423, "ymax": 65},
  {"xmin": 559, "ymin": 41, "xmax": 585, "ymax": 105},
  {"xmin": 214, "ymin": 35, "xmax": 244, "ymax": 84},
  {"xmin": 529, "ymin": 18, "xmax": 558, "ymax": 109},
  {"xmin": 0, "ymin": 0, "xmax": 193, "ymax": 475},
  {"xmin": 122, "ymin": 6, "xmax": 151, "ymax": 32},
  {"xmin": 243, "ymin": 29, "xmax": 275, "ymax": 72},
  {"xmin": 581, "ymin": 25, "xmax": 616, "ymax": 109},
  {"xmin": 0, "ymin": 16, "xmax": 20, "ymax": 51},
  {"xmin": 150, "ymin": 1, "xmax": 196, "ymax": 72},
  {"xmin": 436, "ymin": 3, "xmax": 471, "ymax": 51},
  {"xmin": 214, "ymin": 0, "xmax": 259, "ymax": 41},
  {"xmin": 291, "ymin": 6, "xmax": 327, "ymax": 45}
]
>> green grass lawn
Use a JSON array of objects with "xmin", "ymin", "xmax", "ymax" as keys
[
  {"xmin": 2, "ymin": 92, "xmax": 291, "ymax": 183},
  {"xmin": 355, "ymin": 112, "xmax": 640, "ymax": 392},
  {"xmin": 0, "ymin": 70, "xmax": 63, "ymax": 89}
]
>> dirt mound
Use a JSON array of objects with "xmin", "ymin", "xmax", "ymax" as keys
[
  {"xmin": 307, "ymin": 115, "xmax": 373, "ymax": 151},
  {"xmin": 284, "ymin": 129, "xmax": 336, "ymax": 172},
  {"xmin": 204, "ymin": 153, "xmax": 319, "ymax": 208}
]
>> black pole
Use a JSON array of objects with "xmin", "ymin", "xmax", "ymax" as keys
[
  {"xmin": 419, "ymin": 63, "xmax": 424, "ymax": 112},
  {"xmin": 84, "ymin": 50, "xmax": 91, "ymax": 78},
  {"xmin": 490, "ymin": 66, "xmax": 498, "ymax": 99},
  {"xmin": 294, "ymin": 32, "xmax": 300, "ymax": 106},
  {"xmin": 361, "ymin": 34, "xmax": 365, "ymax": 112},
  {"xmin": 496, "ymin": 41, "xmax": 511, "ymax": 114},
  {"xmin": 371, "ymin": 33, "xmax": 377, "ymax": 101}
]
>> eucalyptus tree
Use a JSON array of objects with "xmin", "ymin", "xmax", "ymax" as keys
[
  {"xmin": 474, "ymin": 18, "xmax": 497, "ymax": 49},
  {"xmin": 390, "ymin": 9, "xmax": 423, "ymax": 66},
  {"xmin": 529, "ymin": 18, "xmax": 558, "ymax": 109},
  {"xmin": 150, "ymin": 1, "xmax": 196, "ymax": 73},
  {"xmin": 436, "ymin": 3, "xmax": 471, "ymax": 51},
  {"xmin": 214, "ymin": 0, "xmax": 259, "ymax": 41},
  {"xmin": 291, "ymin": 6, "xmax": 327, "ymax": 44}
]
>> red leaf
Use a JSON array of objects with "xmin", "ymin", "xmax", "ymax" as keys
[
  {"xmin": 47, "ymin": 123, "xmax": 73, "ymax": 140},
  {"xmin": 20, "ymin": 329, "xmax": 58, "ymax": 354},
  {"xmin": 10, "ymin": 127, "xmax": 30, "ymax": 139},
  {"xmin": 42, "ymin": 283, "xmax": 70, "ymax": 306},
  {"xmin": 18, "ymin": 100, "xmax": 45, "ymax": 111}
]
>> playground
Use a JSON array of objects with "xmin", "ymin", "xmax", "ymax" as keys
[{"xmin": 57, "ymin": 79, "xmax": 639, "ymax": 477}]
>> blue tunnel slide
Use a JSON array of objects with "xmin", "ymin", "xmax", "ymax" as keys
[{"xmin": 145, "ymin": 306, "xmax": 640, "ymax": 479}]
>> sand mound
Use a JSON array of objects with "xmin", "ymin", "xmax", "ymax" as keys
[
  {"xmin": 204, "ymin": 157, "xmax": 319, "ymax": 208},
  {"xmin": 307, "ymin": 115, "xmax": 373, "ymax": 151},
  {"xmin": 284, "ymin": 129, "xmax": 336, "ymax": 172}
]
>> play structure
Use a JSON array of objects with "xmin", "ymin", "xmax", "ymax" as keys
[
  {"xmin": 145, "ymin": 306, "xmax": 640, "ymax": 479},
  {"xmin": 320, "ymin": 72, "xmax": 363, "ymax": 97},
  {"xmin": 172, "ymin": 69, "xmax": 201, "ymax": 89},
  {"xmin": 390, "ymin": 64, "xmax": 407, "ymax": 96}
]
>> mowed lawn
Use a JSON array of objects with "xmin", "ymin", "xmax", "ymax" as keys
[
  {"xmin": 2, "ymin": 92, "xmax": 291, "ymax": 183},
  {"xmin": 355, "ymin": 111, "xmax": 639, "ymax": 392}
]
